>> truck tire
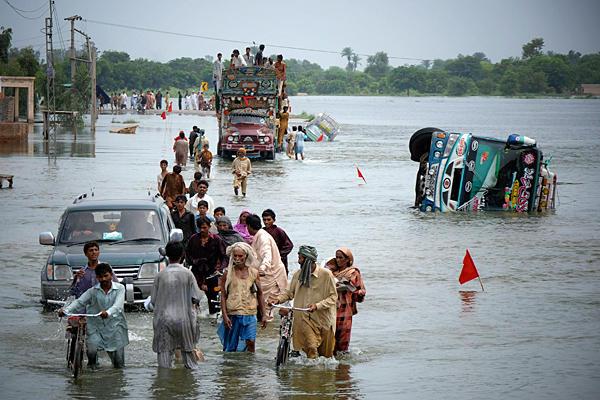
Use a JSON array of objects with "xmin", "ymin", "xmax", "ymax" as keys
[{"xmin": 409, "ymin": 127, "xmax": 444, "ymax": 162}]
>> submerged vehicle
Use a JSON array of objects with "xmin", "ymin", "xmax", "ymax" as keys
[
  {"xmin": 39, "ymin": 195, "xmax": 183, "ymax": 305},
  {"xmin": 217, "ymin": 66, "xmax": 278, "ymax": 160},
  {"xmin": 304, "ymin": 113, "xmax": 340, "ymax": 142},
  {"xmin": 410, "ymin": 127, "xmax": 557, "ymax": 212}
]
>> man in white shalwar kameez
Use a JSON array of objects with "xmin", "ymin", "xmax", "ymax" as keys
[{"xmin": 246, "ymin": 214, "xmax": 287, "ymax": 320}]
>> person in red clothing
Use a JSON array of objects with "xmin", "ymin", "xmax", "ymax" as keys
[
  {"xmin": 325, "ymin": 247, "xmax": 366, "ymax": 355},
  {"xmin": 261, "ymin": 209, "xmax": 293, "ymax": 276}
]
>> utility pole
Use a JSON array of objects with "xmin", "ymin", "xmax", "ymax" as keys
[
  {"xmin": 65, "ymin": 15, "xmax": 82, "ymax": 86},
  {"xmin": 43, "ymin": 0, "xmax": 56, "ymax": 142},
  {"xmin": 88, "ymin": 38, "xmax": 97, "ymax": 134}
]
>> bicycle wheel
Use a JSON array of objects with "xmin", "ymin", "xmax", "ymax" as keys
[
  {"xmin": 275, "ymin": 337, "xmax": 290, "ymax": 367},
  {"xmin": 72, "ymin": 336, "xmax": 84, "ymax": 378}
]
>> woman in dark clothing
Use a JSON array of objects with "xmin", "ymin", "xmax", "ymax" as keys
[{"xmin": 185, "ymin": 216, "xmax": 225, "ymax": 314}]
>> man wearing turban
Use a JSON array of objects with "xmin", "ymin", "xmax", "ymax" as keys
[{"xmin": 270, "ymin": 245, "xmax": 337, "ymax": 359}]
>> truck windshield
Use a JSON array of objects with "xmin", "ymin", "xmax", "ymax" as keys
[
  {"xmin": 60, "ymin": 209, "xmax": 164, "ymax": 244},
  {"xmin": 230, "ymin": 115, "xmax": 265, "ymax": 125}
]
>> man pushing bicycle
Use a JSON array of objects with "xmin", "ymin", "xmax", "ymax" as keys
[{"xmin": 59, "ymin": 263, "xmax": 129, "ymax": 369}]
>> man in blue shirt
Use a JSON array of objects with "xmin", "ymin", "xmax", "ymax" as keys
[
  {"xmin": 59, "ymin": 263, "xmax": 129, "ymax": 368},
  {"xmin": 70, "ymin": 241, "xmax": 117, "ymax": 299}
]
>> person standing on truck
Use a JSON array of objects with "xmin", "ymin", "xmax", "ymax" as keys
[
  {"xmin": 231, "ymin": 49, "xmax": 246, "ymax": 68},
  {"xmin": 274, "ymin": 55, "xmax": 286, "ymax": 96},
  {"xmin": 254, "ymin": 44, "xmax": 265, "ymax": 66},
  {"xmin": 213, "ymin": 53, "xmax": 223, "ymax": 92},
  {"xmin": 232, "ymin": 148, "xmax": 252, "ymax": 197},
  {"xmin": 243, "ymin": 47, "xmax": 254, "ymax": 66},
  {"xmin": 277, "ymin": 106, "xmax": 290, "ymax": 152}
]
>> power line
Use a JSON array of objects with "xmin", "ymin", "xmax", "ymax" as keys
[
  {"xmin": 82, "ymin": 18, "xmax": 427, "ymax": 62},
  {"xmin": 2, "ymin": 0, "xmax": 48, "ymax": 19}
]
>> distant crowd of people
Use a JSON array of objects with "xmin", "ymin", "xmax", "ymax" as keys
[{"xmin": 98, "ymin": 90, "xmax": 216, "ymax": 114}]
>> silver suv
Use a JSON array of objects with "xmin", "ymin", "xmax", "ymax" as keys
[{"xmin": 39, "ymin": 196, "xmax": 182, "ymax": 304}]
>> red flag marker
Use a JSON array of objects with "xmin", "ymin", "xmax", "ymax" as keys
[
  {"xmin": 459, "ymin": 249, "xmax": 484, "ymax": 291},
  {"xmin": 356, "ymin": 165, "xmax": 367, "ymax": 184},
  {"xmin": 160, "ymin": 111, "xmax": 167, "ymax": 120},
  {"xmin": 316, "ymin": 133, "xmax": 325, "ymax": 142},
  {"xmin": 167, "ymin": 102, "xmax": 173, "ymax": 113}
]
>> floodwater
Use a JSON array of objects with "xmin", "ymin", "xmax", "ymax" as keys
[{"xmin": 1, "ymin": 96, "xmax": 599, "ymax": 399}]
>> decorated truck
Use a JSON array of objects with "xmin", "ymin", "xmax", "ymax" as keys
[
  {"xmin": 217, "ymin": 66, "xmax": 278, "ymax": 160},
  {"xmin": 409, "ymin": 127, "xmax": 557, "ymax": 212}
]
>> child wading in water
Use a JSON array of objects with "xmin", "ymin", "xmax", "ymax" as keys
[{"xmin": 232, "ymin": 148, "xmax": 252, "ymax": 197}]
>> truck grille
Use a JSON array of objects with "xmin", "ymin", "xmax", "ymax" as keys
[{"xmin": 72, "ymin": 265, "xmax": 140, "ymax": 279}]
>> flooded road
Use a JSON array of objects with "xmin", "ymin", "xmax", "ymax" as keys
[{"xmin": 1, "ymin": 96, "xmax": 599, "ymax": 399}]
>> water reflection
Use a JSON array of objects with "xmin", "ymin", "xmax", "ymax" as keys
[
  {"xmin": 459, "ymin": 290, "xmax": 479, "ymax": 313},
  {"xmin": 150, "ymin": 367, "xmax": 199, "ymax": 399},
  {"xmin": 278, "ymin": 362, "xmax": 357, "ymax": 398},
  {"xmin": 67, "ymin": 368, "xmax": 128, "ymax": 398}
]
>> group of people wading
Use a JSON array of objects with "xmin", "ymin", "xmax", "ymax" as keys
[{"xmin": 59, "ymin": 220, "xmax": 366, "ymax": 369}]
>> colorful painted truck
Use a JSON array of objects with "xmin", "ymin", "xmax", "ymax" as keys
[
  {"xmin": 409, "ymin": 127, "xmax": 557, "ymax": 212},
  {"xmin": 217, "ymin": 66, "xmax": 278, "ymax": 160}
]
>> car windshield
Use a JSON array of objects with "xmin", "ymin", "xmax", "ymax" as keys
[
  {"xmin": 59, "ymin": 209, "xmax": 164, "ymax": 244},
  {"xmin": 230, "ymin": 115, "xmax": 265, "ymax": 125}
]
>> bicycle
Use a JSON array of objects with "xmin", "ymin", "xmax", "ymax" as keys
[
  {"xmin": 271, "ymin": 304, "xmax": 310, "ymax": 367},
  {"xmin": 61, "ymin": 307, "xmax": 101, "ymax": 378},
  {"xmin": 206, "ymin": 270, "xmax": 224, "ymax": 323}
]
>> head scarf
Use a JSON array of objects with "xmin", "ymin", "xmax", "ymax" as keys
[
  {"xmin": 216, "ymin": 216, "xmax": 245, "ymax": 247},
  {"xmin": 224, "ymin": 242, "xmax": 259, "ymax": 293},
  {"xmin": 234, "ymin": 209, "xmax": 253, "ymax": 243},
  {"xmin": 298, "ymin": 245, "xmax": 318, "ymax": 287},
  {"xmin": 336, "ymin": 247, "xmax": 354, "ymax": 267}
]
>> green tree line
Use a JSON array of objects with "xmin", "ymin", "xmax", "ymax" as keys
[{"xmin": 2, "ymin": 28, "xmax": 600, "ymax": 103}]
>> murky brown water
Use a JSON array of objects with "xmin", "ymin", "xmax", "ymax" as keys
[{"xmin": 1, "ymin": 96, "xmax": 599, "ymax": 399}]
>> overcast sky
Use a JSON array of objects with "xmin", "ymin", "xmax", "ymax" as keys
[{"xmin": 2, "ymin": 0, "xmax": 600, "ymax": 68}]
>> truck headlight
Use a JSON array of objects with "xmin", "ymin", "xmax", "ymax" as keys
[
  {"xmin": 138, "ymin": 262, "xmax": 163, "ymax": 279},
  {"xmin": 47, "ymin": 264, "xmax": 73, "ymax": 281}
]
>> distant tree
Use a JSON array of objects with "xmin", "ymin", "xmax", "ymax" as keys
[
  {"xmin": 365, "ymin": 51, "xmax": 390, "ymax": 78},
  {"xmin": 446, "ymin": 77, "xmax": 476, "ymax": 96},
  {"xmin": 341, "ymin": 47, "xmax": 354, "ymax": 71},
  {"xmin": 204, "ymin": 54, "xmax": 214, "ymax": 62},
  {"xmin": 421, "ymin": 59, "xmax": 431, "ymax": 69},
  {"xmin": 0, "ymin": 26, "xmax": 12, "ymax": 63},
  {"xmin": 499, "ymin": 70, "xmax": 519, "ymax": 95},
  {"xmin": 99, "ymin": 50, "xmax": 131, "ymax": 64},
  {"xmin": 522, "ymin": 38, "xmax": 545, "ymax": 59},
  {"xmin": 351, "ymin": 53, "xmax": 361, "ymax": 71},
  {"xmin": 444, "ymin": 54, "xmax": 485, "ymax": 81},
  {"xmin": 566, "ymin": 50, "xmax": 581, "ymax": 65},
  {"xmin": 529, "ymin": 55, "xmax": 575, "ymax": 93},
  {"xmin": 472, "ymin": 52, "xmax": 490, "ymax": 62}
]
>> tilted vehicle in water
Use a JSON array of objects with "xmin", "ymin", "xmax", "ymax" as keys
[
  {"xmin": 217, "ymin": 66, "xmax": 278, "ymax": 160},
  {"xmin": 39, "ymin": 194, "xmax": 183, "ymax": 305},
  {"xmin": 409, "ymin": 127, "xmax": 557, "ymax": 212},
  {"xmin": 304, "ymin": 113, "xmax": 341, "ymax": 142}
]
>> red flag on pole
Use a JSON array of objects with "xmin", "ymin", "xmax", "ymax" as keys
[
  {"xmin": 316, "ymin": 133, "xmax": 324, "ymax": 142},
  {"xmin": 356, "ymin": 166, "xmax": 367, "ymax": 184},
  {"xmin": 459, "ymin": 249, "xmax": 480, "ymax": 284},
  {"xmin": 160, "ymin": 111, "xmax": 167, "ymax": 120},
  {"xmin": 167, "ymin": 102, "xmax": 173, "ymax": 113}
]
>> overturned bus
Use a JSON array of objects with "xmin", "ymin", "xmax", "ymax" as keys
[{"xmin": 409, "ymin": 127, "xmax": 557, "ymax": 212}]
